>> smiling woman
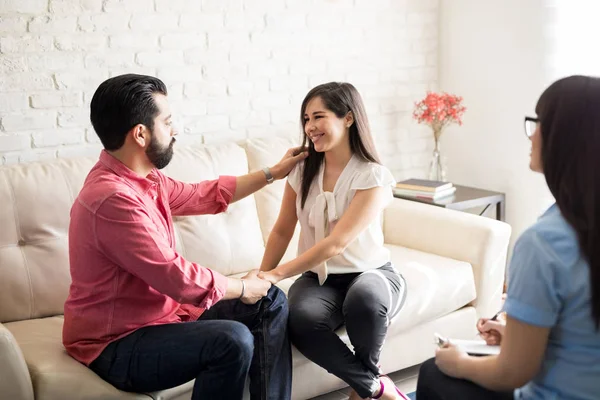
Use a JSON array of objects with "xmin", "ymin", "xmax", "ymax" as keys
[{"xmin": 259, "ymin": 82, "xmax": 409, "ymax": 400}]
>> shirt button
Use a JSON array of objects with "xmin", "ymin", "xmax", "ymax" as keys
[
  {"xmin": 153, "ymin": 195, "xmax": 157, "ymax": 200},
  {"xmin": 17, "ymin": 239, "xmax": 26, "ymax": 246}
]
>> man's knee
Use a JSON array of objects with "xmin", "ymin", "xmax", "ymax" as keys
[
  {"xmin": 266, "ymin": 285, "xmax": 288, "ymax": 310},
  {"xmin": 223, "ymin": 321, "xmax": 254, "ymax": 362},
  {"xmin": 262, "ymin": 285, "xmax": 289, "ymax": 318}
]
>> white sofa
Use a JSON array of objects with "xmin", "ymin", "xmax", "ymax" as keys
[{"xmin": 0, "ymin": 136, "xmax": 511, "ymax": 400}]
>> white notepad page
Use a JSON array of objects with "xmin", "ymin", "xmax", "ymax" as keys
[{"xmin": 450, "ymin": 339, "xmax": 501, "ymax": 355}]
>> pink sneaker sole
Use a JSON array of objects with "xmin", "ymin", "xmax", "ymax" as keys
[{"xmin": 378, "ymin": 374, "xmax": 410, "ymax": 400}]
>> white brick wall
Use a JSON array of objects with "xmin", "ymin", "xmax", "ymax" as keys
[{"xmin": 0, "ymin": 0, "xmax": 439, "ymax": 179}]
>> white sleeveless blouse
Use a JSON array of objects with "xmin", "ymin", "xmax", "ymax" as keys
[{"xmin": 287, "ymin": 155, "xmax": 396, "ymax": 284}]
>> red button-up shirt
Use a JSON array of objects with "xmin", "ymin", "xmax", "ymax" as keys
[{"xmin": 63, "ymin": 151, "xmax": 235, "ymax": 366}]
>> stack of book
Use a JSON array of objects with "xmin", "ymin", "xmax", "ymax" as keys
[{"xmin": 393, "ymin": 178, "xmax": 456, "ymax": 200}]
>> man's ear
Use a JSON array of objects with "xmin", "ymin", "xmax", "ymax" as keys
[
  {"xmin": 130, "ymin": 124, "xmax": 150, "ymax": 148},
  {"xmin": 345, "ymin": 111, "xmax": 354, "ymax": 128}
]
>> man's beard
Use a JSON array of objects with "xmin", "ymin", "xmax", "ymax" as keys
[{"xmin": 146, "ymin": 132, "xmax": 175, "ymax": 170}]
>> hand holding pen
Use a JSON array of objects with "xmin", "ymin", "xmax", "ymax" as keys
[{"xmin": 476, "ymin": 311, "xmax": 506, "ymax": 345}]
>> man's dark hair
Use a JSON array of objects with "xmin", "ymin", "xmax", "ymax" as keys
[{"xmin": 90, "ymin": 74, "xmax": 167, "ymax": 151}]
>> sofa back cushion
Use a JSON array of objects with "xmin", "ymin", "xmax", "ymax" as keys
[
  {"xmin": 0, "ymin": 157, "xmax": 96, "ymax": 323},
  {"xmin": 244, "ymin": 137, "xmax": 301, "ymax": 264},
  {"xmin": 164, "ymin": 143, "xmax": 265, "ymax": 276}
]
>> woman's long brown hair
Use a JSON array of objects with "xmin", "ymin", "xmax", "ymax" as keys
[
  {"xmin": 536, "ymin": 75, "xmax": 600, "ymax": 328},
  {"xmin": 299, "ymin": 82, "xmax": 381, "ymax": 209}
]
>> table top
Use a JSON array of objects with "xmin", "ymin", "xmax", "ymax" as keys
[{"xmin": 393, "ymin": 184, "xmax": 505, "ymax": 210}]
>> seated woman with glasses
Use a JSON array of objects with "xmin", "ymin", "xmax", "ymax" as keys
[{"xmin": 415, "ymin": 75, "xmax": 600, "ymax": 400}]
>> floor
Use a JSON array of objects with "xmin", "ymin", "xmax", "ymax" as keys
[{"xmin": 309, "ymin": 364, "xmax": 420, "ymax": 400}]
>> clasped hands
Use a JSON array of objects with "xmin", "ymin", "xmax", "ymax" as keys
[{"xmin": 238, "ymin": 269, "xmax": 283, "ymax": 305}]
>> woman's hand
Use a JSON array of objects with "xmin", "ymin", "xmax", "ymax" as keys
[
  {"xmin": 435, "ymin": 343, "xmax": 469, "ymax": 379},
  {"xmin": 258, "ymin": 270, "xmax": 283, "ymax": 285},
  {"xmin": 477, "ymin": 318, "xmax": 506, "ymax": 345}
]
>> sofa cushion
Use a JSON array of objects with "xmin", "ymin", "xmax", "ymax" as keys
[
  {"xmin": 162, "ymin": 143, "xmax": 266, "ymax": 276},
  {"xmin": 0, "ymin": 157, "xmax": 96, "ymax": 323},
  {"xmin": 6, "ymin": 316, "xmax": 197, "ymax": 400},
  {"xmin": 385, "ymin": 244, "xmax": 477, "ymax": 335},
  {"xmin": 243, "ymin": 136, "xmax": 302, "ymax": 263},
  {"xmin": 5, "ymin": 317, "xmax": 149, "ymax": 400}
]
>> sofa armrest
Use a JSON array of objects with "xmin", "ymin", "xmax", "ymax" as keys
[
  {"xmin": 0, "ymin": 322, "xmax": 34, "ymax": 400},
  {"xmin": 384, "ymin": 198, "xmax": 512, "ymax": 318}
]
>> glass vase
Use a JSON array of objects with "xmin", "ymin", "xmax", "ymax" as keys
[{"xmin": 428, "ymin": 140, "xmax": 447, "ymax": 182}]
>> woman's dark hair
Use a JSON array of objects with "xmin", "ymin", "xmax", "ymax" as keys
[
  {"xmin": 299, "ymin": 82, "xmax": 380, "ymax": 208},
  {"xmin": 90, "ymin": 74, "xmax": 167, "ymax": 151},
  {"xmin": 536, "ymin": 75, "xmax": 600, "ymax": 328}
]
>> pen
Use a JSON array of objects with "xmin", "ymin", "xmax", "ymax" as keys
[
  {"xmin": 490, "ymin": 311, "xmax": 503, "ymax": 321},
  {"xmin": 476, "ymin": 311, "xmax": 504, "ymax": 338}
]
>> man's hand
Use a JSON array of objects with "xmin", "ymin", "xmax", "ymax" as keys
[
  {"xmin": 240, "ymin": 273, "xmax": 271, "ymax": 305},
  {"xmin": 231, "ymin": 147, "xmax": 308, "ymax": 203},
  {"xmin": 270, "ymin": 147, "xmax": 308, "ymax": 180}
]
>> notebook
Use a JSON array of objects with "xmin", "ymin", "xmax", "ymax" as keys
[{"xmin": 450, "ymin": 339, "xmax": 500, "ymax": 356}]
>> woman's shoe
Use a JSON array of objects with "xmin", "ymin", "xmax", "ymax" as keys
[{"xmin": 371, "ymin": 375, "xmax": 410, "ymax": 400}]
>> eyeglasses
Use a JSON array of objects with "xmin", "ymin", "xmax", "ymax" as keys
[{"xmin": 524, "ymin": 116, "xmax": 539, "ymax": 138}]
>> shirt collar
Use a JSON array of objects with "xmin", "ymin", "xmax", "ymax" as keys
[
  {"xmin": 317, "ymin": 154, "xmax": 358, "ymax": 194},
  {"xmin": 99, "ymin": 150, "xmax": 158, "ymax": 195},
  {"xmin": 543, "ymin": 203, "xmax": 558, "ymax": 215}
]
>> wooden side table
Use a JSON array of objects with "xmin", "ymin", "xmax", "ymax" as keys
[{"xmin": 393, "ymin": 184, "xmax": 506, "ymax": 222}]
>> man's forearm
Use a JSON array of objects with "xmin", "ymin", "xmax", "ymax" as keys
[
  {"xmin": 231, "ymin": 147, "xmax": 307, "ymax": 203},
  {"xmin": 221, "ymin": 278, "xmax": 245, "ymax": 300},
  {"xmin": 232, "ymin": 170, "xmax": 269, "ymax": 203}
]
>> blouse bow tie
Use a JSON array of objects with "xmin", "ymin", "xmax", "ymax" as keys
[{"xmin": 308, "ymin": 191, "xmax": 338, "ymax": 285}]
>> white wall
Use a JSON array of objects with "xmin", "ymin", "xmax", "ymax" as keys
[
  {"xmin": 548, "ymin": 0, "xmax": 600, "ymax": 77},
  {"xmin": 439, "ymin": 0, "xmax": 556, "ymax": 247},
  {"xmin": 0, "ymin": 0, "xmax": 440, "ymax": 180}
]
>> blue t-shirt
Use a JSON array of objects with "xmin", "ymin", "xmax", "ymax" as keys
[{"xmin": 504, "ymin": 204, "xmax": 600, "ymax": 400}]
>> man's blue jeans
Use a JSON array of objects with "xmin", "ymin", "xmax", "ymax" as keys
[{"xmin": 89, "ymin": 286, "xmax": 292, "ymax": 400}]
